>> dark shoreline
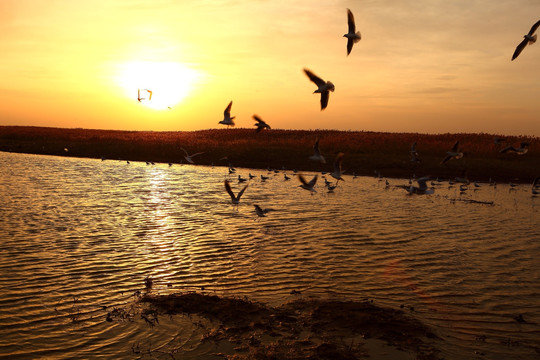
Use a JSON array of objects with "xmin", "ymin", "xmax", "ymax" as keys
[
  {"xmin": 116, "ymin": 291, "xmax": 442, "ymax": 359},
  {"xmin": 1, "ymin": 125, "xmax": 538, "ymax": 183}
]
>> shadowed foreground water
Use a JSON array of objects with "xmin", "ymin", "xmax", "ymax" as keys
[{"xmin": 0, "ymin": 152, "xmax": 539, "ymax": 359}]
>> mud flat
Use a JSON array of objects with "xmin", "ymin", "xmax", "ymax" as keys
[{"xmin": 116, "ymin": 292, "xmax": 442, "ymax": 359}]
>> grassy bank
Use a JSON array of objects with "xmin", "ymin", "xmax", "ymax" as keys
[{"xmin": 0, "ymin": 126, "xmax": 538, "ymax": 183}]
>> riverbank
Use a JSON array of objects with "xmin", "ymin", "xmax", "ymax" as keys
[{"xmin": 1, "ymin": 126, "xmax": 537, "ymax": 183}]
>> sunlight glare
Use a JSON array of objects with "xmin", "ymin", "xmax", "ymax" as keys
[{"xmin": 116, "ymin": 61, "xmax": 200, "ymax": 110}]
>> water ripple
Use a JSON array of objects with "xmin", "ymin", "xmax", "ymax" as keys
[{"xmin": 1, "ymin": 152, "xmax": 539, "ymax": 359}]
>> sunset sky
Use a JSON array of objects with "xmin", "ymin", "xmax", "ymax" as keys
[{"xmin": 1, "ymin": 0, "xmax": 540, "ymax": 136}]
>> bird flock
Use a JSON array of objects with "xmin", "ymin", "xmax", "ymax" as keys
[{"xmin": 130, "ymin": 10, "xmax": 539, "ymax": 215}]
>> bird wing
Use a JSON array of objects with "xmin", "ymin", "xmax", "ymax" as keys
[
  {"xmin": 347, "ymin": 39, "xmax": 354, "ymax": 55},
  {"xmin": 313, "ymin": 138, "xmax": 321, "ymax": 153},
  {"xmin": 333, "ymin": 152, "xmax": 344, "ymax": 173},
  {"xmin": 224, "ymin": 180, "xmax": 236, "ymax": 200},
  {"xmin": 499, "ymin": 145, "xmax": 514, "ymax": 153},
  {"xmin": 179, "ymin": 147, "xmax": 189, "ymax": 156},
  {"xmin": 440, "ymin": 155, "xmax": 452, "ymax": 165},
  {"xmin": 224, "ymin": 101, "xmax": 233, "ymax": 116},
  {"xmin": 411, "ymin": 142, "xmax": 417, "ymax": 153},
  {"xmin": 298, "ymin": 174, "xmax": 309, "ymax": 186},
  {"xmin": 347, "ymin": 9, "xmax": 356, "ymax": 33},
  {"xmin": 237, "ymin": 184, "xmax": 249, "ymax": 200},
  {"xmin": 320, "ymin": 91, "xmax": 330, "ymax": 110},
  {"xmin": 527, "ymin": 19, "xmax": 540, "ymax": 36},
  {"xmin": 138, "ymin": 89, "xmax": 141, "ymax": 98},
  {"xmin": 304, "ymin": 68, "xmax": 326, "ymax": 87},
  {"xmin": 307, "ymin": 175, "xmax": 318, "ymax": 187},
  {"xmin": 451, "ymin": 141, "xmax": 460, "ymax": 152},
  {"xmin": 512, "ymin": 38, "xmax": 529, "ymax": 60},
  {"xmin": 253, "ymin": 115, "xmax": 264, "ymax": 125},
  {"xmin": 145, "ymin": 89, "xmax": 152, "ymax": 100},
  {"xmin": 416, "ymin": 177, "xmax": 430, "ymax": 190}
]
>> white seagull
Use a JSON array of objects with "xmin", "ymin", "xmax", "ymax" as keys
[
  {"xmin": 224, "ymin": 180, "xmax": 248, "ymax": 207},
  {"xmin": 298, "ymin": 174, "xmax": 318, "ymax": 193},
  {"xmin": 500, "ymin": 142, "xmax": 529, "ymax": 155},
  {"xmin": 309, "ymin": 138, "xmax": 326, "ymax": 164},
  {"xmin": 330, "ymin": 152, "xmax": 345, "ymax": 182},
  {"xmin": 180, "ymin": 148, "xmax": 205, "ymax": 164},
  {"xmin": 219, "ymin": 101, "xmax": 235, "ymax": 127},
  {"xmin": 398, "ymin": 177, "xmax": 434, "ymax": 195},
  {"xmin": 512, "ymin": 20, "xmax": 540, "ymax": 61},
  {"xmin": 344, "ymin": 8, "xmax": 361, "ymax": 56},
  {"xmin": 253, "ymin": 115, "xmax": 271, "ymax": 133},
  {"xmin": 440, "ymin": 141, "xmax": 463, "ymax": 165},
  {"xmin": 303, "ymin": 68, "xmax": 335, "ymax": 110}
]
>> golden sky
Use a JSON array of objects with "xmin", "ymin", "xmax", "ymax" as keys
[{"xmin": 1, "ymin": 0, "xmax": 540, "ymax": 136}]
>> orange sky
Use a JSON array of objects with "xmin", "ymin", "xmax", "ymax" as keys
[{"xmin": 1, "ymin": 0, "xmax": 540, "ymax": 136}]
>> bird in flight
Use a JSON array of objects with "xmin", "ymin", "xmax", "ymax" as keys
[
  {"xmin": 137, "ymin": 89, "xmax": 152, "ymax": 102},
  {"xmin": 344, "ymin": 9, "xmax": 361, "ymax": 55},
  {"xmin": 500, "ymin": 142, "xmax": 529, "ymax": 155},
  {"xmin": 219, "ymin": 101, "xmax": 236, "ymax": 127},
  {"xmin": 254, "ymin": 204, "xmax": 272, "ymax": 218},
  {"xmin": 253, "ymin": 115, "xmax": 271, "ymax": 133},
  {"xmin": 512, "ymin": 20, "xmax": 540, "ymax": 61},
  {"xmin": 440, "ymin": 141, "xmax": 463, "ymax": 165},
  {"xmin": 398, "ymin": 177, "xmax": 434, "ymax": 195},
  {"xmin": 303, "ymin": 68, "xmax": 335, "ymax": 110},
  {"xmin": 180, "ymin": 148, "xmax": 205, "ymax": 164},
  {"xmin": 309, "ymin": 138, "xmax": 326, "ymax": 164},
  {"xmin": 298, "ymin": 174, "xmax": 318, "ymax": 193},
  {"xmin": 224, "ymin": 180, "xmax": 248, "ymax": 207}
]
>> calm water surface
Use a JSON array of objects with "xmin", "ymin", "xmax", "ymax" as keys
[{"xmin": 1, "ymin": 152, "xmax": 539, "ymax": 359}]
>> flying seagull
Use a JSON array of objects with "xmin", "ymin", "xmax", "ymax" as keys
[
  {"xmin": 303, "ymin": 68, "xmax": 335, "ymax": 110},
  {"xmin": 344, "ymin": 8, "xmax": 361, "ymax": 55},
  {"xmin": 180, "ymin": 148, "xmax": 205, "ymax": 164},
  {"xmin": 397, "ymin": 177, "xmax": 434, "ymax": 195},
  {"xmin": 219, "ymin": 101, "xmax": 235, "ymax": 127},
  {"xmin": 512, "ymin": 20, "xmax": 540, "ymax": 61},
  {"xmin": 309, "ymin": 138, "xmax": 326, "ymax": 164},
  {"xmin": 500, "ymin": 142, "xmax": 529, "ymax": 155},
  {"xmin": 298, "ymin": 174, "xmax": 318, "ymax": 193},
  {"xmin": 254, "ymin": 204, "xmax": 272, "ymax": 218},
  {"xmin": 224, "ymin": 179, "xmax": 248, "ymax": 207},
  {"xmin": 253, "ymin": 115, "xmax": 271, "ymax": 133},
  {"xmin": 137, "ymin": 89, "xmax": 152, "ymax": 102},
  {"xmin": 440, "ymin": 141, "xmax": 463, "ymax": 165}
]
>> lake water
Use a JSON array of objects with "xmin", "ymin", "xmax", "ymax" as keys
[{"xmin": 0, "ymin": 151, "xmax": 539, "ymax": 359}]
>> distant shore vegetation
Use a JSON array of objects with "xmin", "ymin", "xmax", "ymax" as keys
[{"xmin": 0, "ymin": 126, "xmax": 538, "ymax": 183}]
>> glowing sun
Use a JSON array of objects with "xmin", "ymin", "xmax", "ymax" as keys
[{"xmin": 117, "ymin": 61, "xmax": 200, "ymax": 110}]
